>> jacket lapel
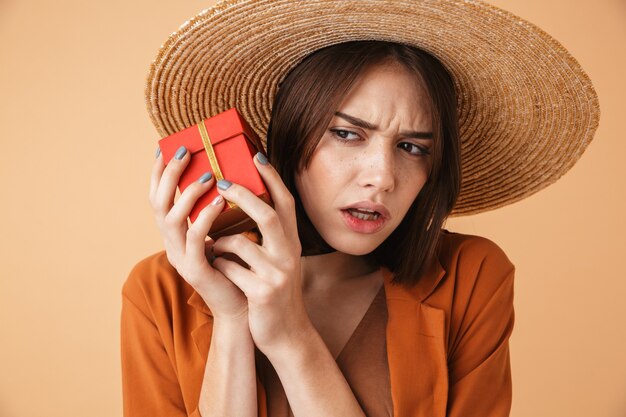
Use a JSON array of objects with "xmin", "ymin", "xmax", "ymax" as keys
[
  {"xmin": 188, "ymin": 291, "xmax": 214, "ymax": 359},
  {"xmin": 187, "ymin": 259, "xmax": 448, "ymax": 417},
  {"xmin": 383, "ymin": 257, "xmax": 449, "ymax": 417}
]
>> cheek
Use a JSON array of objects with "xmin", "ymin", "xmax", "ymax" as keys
[
  {"xmin": 317, "ymin": 145, "xmax": 349, "ymax": 169},
  {"xmin": 294, "ymin": 165, "xmax": 330, "ymax": 214},
  {"xmin": 304, "ymin": 148, "xmax": 350, "ymax": 189},
  {"xmin": 397, "ymin": 166, "xmax": 430, "ymax": 205}
]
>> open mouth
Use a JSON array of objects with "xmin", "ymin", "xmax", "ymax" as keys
[
  {"xmin": 344, "ymin": 208, "xmax": 381, "ymax": 221},
  {"xmin": 340, "ymin": 208, "xmax": 387, "ymax": 234}
]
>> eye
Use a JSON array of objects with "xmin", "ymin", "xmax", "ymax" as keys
[
  {"xmin": 329, "ymin": 128, "xmax": 360, "ymax": 142},
  {"xmin": 399, "ymin": 142, "xmax": 431, "ymax": 156}
]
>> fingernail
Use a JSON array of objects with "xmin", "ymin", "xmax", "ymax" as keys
[
  {"xmin": 174, "ymin": 146, "xmax": 187, "ymax": 160},
  {"xmin": 256, "ymin": 152, "xmax": 269, "ymax": 165},
  {"xmin": 198, "ymin": 172, "xmax": 213, "ymax": 183},
  {"xmin": 155, "ymin": 147, "xmax": 161, "ymax": 158},
  {"xmin": 217, "ymin": 179, "xmax": 232, "ymax": 190},
  {"xmin": 211, "ymin": 195, "xmax": 224, "ymax": 205}
]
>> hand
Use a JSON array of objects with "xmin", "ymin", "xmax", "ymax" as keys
[
  {"xmin": 210, "ymin": 152, "xmax": 310, "ymax": 354},
  {"xmin": 149, "ymin": 146, "xmax": 249, "ymax": 322}
]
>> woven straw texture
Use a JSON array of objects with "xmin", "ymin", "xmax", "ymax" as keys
[{"xmin": 145, "ymin": 0, "xmax": 600, "ymax": 216}]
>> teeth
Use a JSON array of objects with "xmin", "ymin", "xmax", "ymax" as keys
[
  {"xmin": 350, "ymin": 207, "xmax": 377, "ymax": 214},
  {"xmin": 348, "ymin": 209, "xmax": 380, "ymax": 221}
]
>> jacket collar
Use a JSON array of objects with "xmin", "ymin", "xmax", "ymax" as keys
[
  {"xmin": 381, "ymin": 253, "xmax": 446, "ymax": 303},
  {"xmin": 187, "ymin": 290, "xmax": 214, "ymax": 357},
  {"xmin": 188, "ymin": 290, "xmax": 213, "ymax": 316},
  {"xmin": 381, "ymin": 256, "xmax": 449, "ymax": 417}
]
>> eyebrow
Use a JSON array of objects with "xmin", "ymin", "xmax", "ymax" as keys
[{"xmin": 334, "ymin": 111, "xmax": 433, "ymax": 139}]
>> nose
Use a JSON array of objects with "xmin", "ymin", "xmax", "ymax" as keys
[{"xmin": 357, "ymin": 139, "xmax": 396, "ymax": 192}]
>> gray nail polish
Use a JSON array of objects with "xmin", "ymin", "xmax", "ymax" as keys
[
  {"xmin": 198, "ymin": 172, "xmax": 213, "ymax": 183},
  {"xmin": 174, "ymin": 146, "xmax": 187, "ymax": 160},
  {"xmin": 155, "ymin": 147, "xmax": 161, "ymax": 158},
  {"xmin": 217, "ymin": 179, "xmax": 232, "ymax": 190},
  {"xmin": 256, "ymin": 152, "xmax": 269, "ymax": 165}
]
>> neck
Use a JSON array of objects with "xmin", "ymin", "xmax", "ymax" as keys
[{"xmin": 300, "ymin": 251, "xmax": 379, "ymax": 293}]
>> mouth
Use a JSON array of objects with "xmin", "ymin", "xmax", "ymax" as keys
[
  {"xmin": 343, "ymin": 208, "xmax": 382, "ymax": 221},
  {"xmin": 340, "ymin": 208, "xmax": 388, "ymax": 234},
  {"xmin": 339, "ymin": 201, "xmax": 391, "ymax": 220}
]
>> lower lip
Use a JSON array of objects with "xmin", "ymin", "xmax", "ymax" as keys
[{"xmin": 340, "ymin": 209, "xmax": 387, "ymax": 234}]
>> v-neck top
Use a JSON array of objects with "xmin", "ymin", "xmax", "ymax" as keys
[
  {"xmin": 255, "ymin": 284, "xmax": 393, "ymax": 417},
  {"xmin": 121, "ymin": 230, "xmax": 516, "ymax": 417}
]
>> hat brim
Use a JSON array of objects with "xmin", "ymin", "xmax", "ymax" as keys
[{"xmin": 146, "ymin": 0, "xmax": 600, "ymax": 216}]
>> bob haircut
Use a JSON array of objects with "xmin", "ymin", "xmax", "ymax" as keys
[{"xmin": 265, "ymin": 40, "xmax": 461, "ymax": 287}]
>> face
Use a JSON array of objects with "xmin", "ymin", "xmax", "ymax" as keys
[{"xmin": 294, "ymin": 61, "xmax": 434, "ymax": 255}]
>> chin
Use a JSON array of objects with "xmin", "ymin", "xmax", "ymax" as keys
[{"xmin": 323, "ymin": 234, "xmax": 384, "ymax": 256}]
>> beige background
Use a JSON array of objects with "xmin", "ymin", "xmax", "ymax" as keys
[{"xmin": 0, "ymin": 0, "xmax": 624, "ymax": 416}]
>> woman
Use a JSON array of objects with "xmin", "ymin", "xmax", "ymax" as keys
[{"xmin": 121, "ymin": 1, "xmax": 599, "ymax": 417}]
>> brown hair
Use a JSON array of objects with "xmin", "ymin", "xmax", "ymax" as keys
[{"xmin": 265, "ymin": 40, "xmax": 461, "ymax": 287}]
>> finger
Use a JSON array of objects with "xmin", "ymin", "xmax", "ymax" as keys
[
  {"xmin": 212, "ymin": 257, "xmax": 263, "ymax": 299},
  {"xmin": 166, "ymin": 171, "xmax": 215, "ymax": 225},
  {"xmin": 154, "ymin": 146, "xmax": 191, "ymax": 217},
  {"xmin": 212, "ymin": 233, "xmax": 266, "ymax": 274},
  {"xmin": 186, "ymin": 194, "xmax": 226, "ymax": 264},
  {"xmin": 161, "ymin": 172, "xmax": 215, "ymax": 258},
  {"xmin": 216, "ymin": 179, "xmax": 287, "ymax": 253},
  {"xmin": 252, "ymin": 153, "xmax": 299, "ymax": 245},
  {"xmin": 149, "ymin": 147, "xmax": 166, "ymax": 204}
]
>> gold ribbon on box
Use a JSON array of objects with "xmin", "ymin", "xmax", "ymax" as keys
[{"xmin": 197, "ymin": 121, "xmax": 237, "ymax": 209}]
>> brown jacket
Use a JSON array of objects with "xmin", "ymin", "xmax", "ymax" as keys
[{"xmin": 121, "ymin": 230, "xmax": 515, "ymax": 416}]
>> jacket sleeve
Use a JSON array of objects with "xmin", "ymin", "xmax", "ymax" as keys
[
  {"xmin": 121, "ymin": 265, "xmax": 203, "ymax": 417},
  {"xmin": 446, "ymin": 239, "xmax": 516, "ymax": 417}
]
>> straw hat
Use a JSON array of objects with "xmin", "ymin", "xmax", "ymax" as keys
[{"xmin": 145, "ymin": 0, "xmax": 600, "ymax": 216}]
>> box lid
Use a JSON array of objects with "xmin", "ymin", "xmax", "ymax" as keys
[{"xmin": 158, "ymin": 108, "xmax": 264, "ymax": 156}]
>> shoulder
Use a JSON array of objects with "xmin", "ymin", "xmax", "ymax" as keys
[
  {"xmin": 422, "ymin": 229, "xmax": 515, "ymax": 307},
  {"xmin": 122, "ymin": 251, "xmax": 192, "ymax": 316},
  {"xmin": 437, "ymin": 229, "xmax": 515, "ymax": 278},
  {"xmin": 432, "ymin": 232, "xmax": 516, "ymax": 388},
  {"xmin": 122, "ymin": 250, "xmax": 179, "ymax": 298},
  {"xmin": 439, "ymin": 229, "xmax": 512, "ymax": 262}
]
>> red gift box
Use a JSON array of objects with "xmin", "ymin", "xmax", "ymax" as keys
[{"xmin": 158, "ymin": 108, "xmax": 271, "ymax": 239}]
